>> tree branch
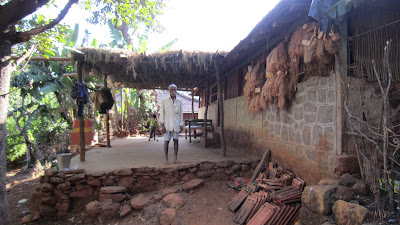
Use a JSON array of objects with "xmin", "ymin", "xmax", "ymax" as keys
[
  {"xmin": 0, "ymin": 0, "xmax": 50, "ymax": 33},
  {"xmin": 14, "ymin": 0, "xmax": 78, "ymax": 43},
  {"xmin": 12, "ymin": 44, "xmax": 37, "ymax": 70}
]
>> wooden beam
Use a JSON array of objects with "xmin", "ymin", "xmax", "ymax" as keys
[
  {"xmin": 11, "ymin": 56, "xmax": 72, "ymax": 61},
  {"xmin": 77, "ymin": 61, "xmax": 86, "ymax": 162}
]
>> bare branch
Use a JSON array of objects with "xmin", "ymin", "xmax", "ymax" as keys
[
  {"xmin": 12, "ymin": 44, "xmax": 37, "ymax": 70},
  {"xmin": 14, "ymin": 0, "xmax": 78, "ymax": 43}
]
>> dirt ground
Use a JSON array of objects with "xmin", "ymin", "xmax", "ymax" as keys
[{"xmin": 7, "ymin": 169, "xmax": 238, "ymax": 225}]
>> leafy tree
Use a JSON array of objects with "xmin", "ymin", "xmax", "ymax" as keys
[{"xmin": 0, "ymin": 0, "xmax": 165, "ymax": 223}]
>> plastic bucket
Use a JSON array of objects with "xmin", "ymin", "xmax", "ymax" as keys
[{"xmin": 57, "ymin": 153, "xmax": 72, "ymax": 171}]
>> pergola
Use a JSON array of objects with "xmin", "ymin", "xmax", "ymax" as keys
[{"xmin": 68, "ymin": 48, "xmax": 228, "ymax": 162}]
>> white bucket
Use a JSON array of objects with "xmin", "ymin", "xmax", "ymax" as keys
[{"xmin": 57, "ymin": 153, "xmax": 72, "ymax": 171}]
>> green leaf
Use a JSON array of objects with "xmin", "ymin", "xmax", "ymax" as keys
[
  {"xmin": 40, "ymin": 54, "xmax": 50, "ymax": 59},
  {"xmin": 20, "ymin": 105, "xmax": 46, "ymax": 136},
  {"xmin": 44, "ymin": 49, "xmax": 55, "ymax": 56},
  {"xmin": 91, "ymin": 38, "xmax": 98, "ymax": 47}
]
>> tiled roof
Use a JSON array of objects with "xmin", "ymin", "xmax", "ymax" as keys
[{"xmin": 156, "ymin": 90, "xmax": 199, "ymax": 113}]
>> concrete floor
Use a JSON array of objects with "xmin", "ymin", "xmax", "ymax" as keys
[{"xmin": 70, "ymin": 135, "xmax": 256, "ymax": 172}]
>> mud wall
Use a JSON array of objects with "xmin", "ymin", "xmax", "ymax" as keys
[
  {"xmin": 200, "ymin": 74, "xmax": 339, "ymax": 184},
  {"xmin": 198, "ymin": 102, "xmax": 219, "ymax": 128}
]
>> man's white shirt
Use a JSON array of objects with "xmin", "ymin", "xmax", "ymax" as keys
[{"xmin": 159, "ymin": 96, "xmax": 183, "ymax": 132}]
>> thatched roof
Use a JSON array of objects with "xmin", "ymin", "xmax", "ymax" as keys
[
  {"xmin": 72, "ymin": 48, "xmax": 226, "ymax": 90},
  {"xmin": 71, "ymin": 0, "xmax": 312, "ymax": 90}
]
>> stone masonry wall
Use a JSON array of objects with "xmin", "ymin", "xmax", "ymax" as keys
[
  {"xmin": 30, "ymin": 160, "xmax": 257, "ymax": 219},
  {"xmin": 219, "ymin": 74, "xmax": 338, "ymax": 184}
]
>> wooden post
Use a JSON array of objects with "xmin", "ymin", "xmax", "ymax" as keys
[
  {"xmin": 204, "ymin": 82, "xmax": 209, "ymax": 148},
  {"xmin": 215, "ymin": 59, "xmax": 226, "ymax": 157},
  {"xmin": 191, "ymin": 89, "xmax": 195, "ymax": 119},
  {"xmin": 335, "ymin": 16, "xmax": 347, "ymax": 156},
  {"xmin": 104, "ymin": 74, "xmax": 111, "ymax": 147},
  {"xmin": 77, "ymin": 61, "xmax": 85, "ymax": 162}
]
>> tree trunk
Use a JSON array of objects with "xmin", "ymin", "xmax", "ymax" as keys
[{"xmin": 0, "ymin": 39, "xmax": 13, "ymax": 225}]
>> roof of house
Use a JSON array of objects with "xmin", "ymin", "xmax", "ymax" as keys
[{"xmin": 156, "ymin": 90, "xmax": 199, "ymax": 114}]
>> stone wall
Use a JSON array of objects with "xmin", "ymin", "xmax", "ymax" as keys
[
  {"xmin": 200, "ymin": 74, "xmax": 339, "ymax": 184},
  {"xmin": 30, "ymin": 160, "xmax": 256, "ymax": 219}
]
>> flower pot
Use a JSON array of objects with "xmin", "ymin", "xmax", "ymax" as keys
[{"xmin": 57, "ymin": 153, "xmax": 72, "ymax": 171}]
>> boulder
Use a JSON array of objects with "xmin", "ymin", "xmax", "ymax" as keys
[
  {"xmin": 114, "ymin": 168, "xmax": 133, "ymax": 176},
  {"xmin": 100, "ymin": 186, "xmax": 127, "ymax": 194},
  {"xmin": 302, "ymin": 185, "xmax": 338, "ymax": 215},
  {"xmin": 162, "ymin": 193, "xmax": 184, "ymax": 208},
  {"xmin": 182, "ymin": 178, "xmax": 204, "ymax": 191},
  {"xmin": 87, "ymin": 178, "xmax": 102, "ymax": 187},
  {"xmin": 101, "ymin": 201, "xmax": 121, "ymax": 219},
  {"xmin": 352, "ymin": 181, "xmax": 369, "ymax": 195},
  {"xmin": 118, "ymin": 177, "xmax": 135, "ymax": 189},
  {"xmin": 153, "ymin": 193, "xmax": 163, "ymax": 202},
  {"xmin": 333, "ymin": 200, "xmax": 370, "ymax": 225},
  {"xmin": 86, "ymin": 201, "xmax": 102, "ymax": 217},
  {"xmin": 159, "ymin": 208, "xmax": 176, "ymax": 225},
  {"xmin": 49, "ymin": 177, "xmax": 64, "ymax": 184},
  {"xmin": 162, "ymin": 186, "xmax": 182, "ymax": 197},
  {"xmin": 197, "ymin": 171, "xmax": 213, "ymax": 178},
  {"xmin": 335, "ymin": 186, "xmax": 354, "ymax": 201},
  {"xmin": 339, "ymin": 173, "xmax": 358, "ymax": 187},
  {"xmin": 66, "ymin": 173, "xmax": 85, "ymax": 181},
  {"xmin": 298, "ymin": 206, "xmax": 329, "ymax": 225},
  {"xmin": 103, "ymin": 178, "xmax": 115, "ymax": 186},
  {"xmin": 130, "ymin": 194, "xmax": 150, "ymax": 209},
  {"xmin": 86, "ymin": 172, "xmax": 105, "ymax": 177},
  {"xmin": 57, "ymin": 182, "xmax": 71, "ymax": 191},
  {"xmin": 99, "ymin": 193, "xmax": 126, "ymax": 202},
  {"xmin": 41, "ymin": 183, "xmax": 53, "ymax": 192},
  {"xmin": 55, "ymin": 202, "xmax": 70, "ymax": 212},
  {"xmin": 181, "ymin": 173, "xmax": 197, "ymax": 182},
  {"xmin": 21, "ymin": 214, "xmax": 33, "ymax": 224},
  {"xmin": 120, "ymin": 204, "xmax": 131, "ymax": 217},
  {"xmin": 199, "ymin": 162, "xmax": 215, "ymax": 171},
  {"xmin": 318, "ymin": 179, "xmax": 340, "ymax": 186}
]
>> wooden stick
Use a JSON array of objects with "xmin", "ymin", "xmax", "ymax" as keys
[
  {"xmin": 249, "ymin": 148, "xmax": 271, "ymax": 186},
  {"xmin": 78, "ymin": 61, "xmax": 86, "ymax": 162}
]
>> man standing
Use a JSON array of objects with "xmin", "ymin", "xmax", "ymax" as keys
[{"xmin": 159, "ymin": 84, "xmax": 183, "ymax": 164}]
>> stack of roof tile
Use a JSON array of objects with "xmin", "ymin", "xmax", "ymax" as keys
[{"xmin": 229, "ymin": 162, "xmax": 305, "ymax": 225}]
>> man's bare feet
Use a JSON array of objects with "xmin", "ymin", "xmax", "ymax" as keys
[{"xmin": 174, "ymin": 160, "xmax": 181, "ymax": 164}]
